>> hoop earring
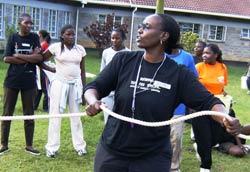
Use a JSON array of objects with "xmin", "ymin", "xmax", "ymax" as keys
[{"xmin": 160, "ymin": 39, "xmax": 163, "ymax": 45}]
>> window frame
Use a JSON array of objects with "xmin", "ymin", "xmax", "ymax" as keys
[
  {"xmin": 241, "ymin": 28, "xmax": 250, "ymax": 40},
  {"xmin": 30, "ymin": 7, "xmax": 42, "ymax": 33},
  {"xmin": 98, "ymin": 14, "xmax": 124, "ymax": 27},
  {"xmin": 63, "ymin": 11, "xmax": 71, "ymax": 25},
  {"xmin": 48, "ymin": 9, "xmax": 58, "ymax": 39},
  {"xmin": 208, "ymin": 25, "xmax": 227, "ymax": 41},
  {"xmin": 179, "ymin": 22, "xmax": 200, "ymax": 33},
  {"xmin": 12, "ymin": 5, "xmax": 25, "ymax": 29}
]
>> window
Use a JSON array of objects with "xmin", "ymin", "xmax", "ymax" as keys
[
  {"xmin": 98, "ymin": 14, "xmax": 123, "ymax": 27},
  {"xmin": 0, "ymin": 3, "xmax": 4, "ymax": 38},
  {"xmin": 208, "ymin": 25, "xmax": 226, "ymax": 41},
  {"xmin": 241, "ymin": 29, "xmax": 250, "ymax": 39},
  {"xmin": 98, "ymin": 15, "xmax": 106, "ymax": 25},
  {"xmin": 62, "ymin": 11, "xmax": 71, "ymax": 25},
  {"xmin": 30, "ymin": 7, "xmax": 41, "ymax": 33},
  {"xmin": 114, "ymin": 16, "xmax": 122, "ymax": 26},
  {"xmin": 48, "ymin": 9, "xmax": 57, "ymax": 38},
  {"xmin": 13, "ymin": 5, "xmax": 25, "ymax": 29},
  {"xmin": 179, "ymin": 22, "xmax": 200, "ymax": 34}
]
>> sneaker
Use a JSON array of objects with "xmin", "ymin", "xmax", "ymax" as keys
[
  {"xmin": 200, "ymin": 168, "xmax": 211, "ymax": 172},
  {"xmin": 25, "ymin": 147, "xmax": 41, "ymax": 156},
  {"xmin": 46, "ymin": 150, "xmax": 56, "ymax": 158},
  {"xmin": 77, "ymin": 149, "xmax": 87, "ymax": 156},
  {"xmin": 190, "ymin": 127, "xmax": 195, "ymax": 141},
  {"xmin": 193, "ymin": 143, "xmax": 201, "ymax": 161},
  {"xmin": 243, "ymin": 144, "xmax": 250, "ymax": 154},
  {"xmin": 213, "ymin": 143, "xmax": 220, "ymax": 148},
  {"xmin": 0, "ymin": 146, "xmax": 9, "ymax": 155}
]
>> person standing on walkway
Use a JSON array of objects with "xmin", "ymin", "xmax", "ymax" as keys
[{"xmin": 0, "ymin": 13, "xmax": 42, "ymax": 156}]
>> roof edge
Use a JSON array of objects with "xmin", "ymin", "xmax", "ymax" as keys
[{"xmin": 84, "ymin": 1, "xmax": 250, "ymax": 20}]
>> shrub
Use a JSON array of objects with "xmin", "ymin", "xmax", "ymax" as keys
[
  {"xmin": 180, "ymin": 31, "xmax": 199, "ymax": 54},
  {"xmin": 83, "ymin": 13, "xmax": 128, "ymax": 55}
]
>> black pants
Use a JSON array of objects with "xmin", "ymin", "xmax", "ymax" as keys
[
  {"xmin": 247, "ymin": 76, "xmax": 250, "ymax": 90},
  {"xmin": 1, "ymin": 87, "xmax": 36, "ymax": 147},
  {"xmin": 192, "ymin": 116, "xmax": 235, "ymax": 169},
  {"xmin": 34, "ymin": 70, "xmax": 48, "ymax": 111},
  {"xmin": 94, "ymin": 143, "xmax": 171, "ymax": 172}
]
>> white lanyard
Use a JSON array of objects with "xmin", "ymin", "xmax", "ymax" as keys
[{"xmin": 131, "ymin": 54, "xmax": 166, "ymax": 128}]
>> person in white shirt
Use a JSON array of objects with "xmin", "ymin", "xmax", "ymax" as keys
[
  {"xmin": 42, "ymin": 24, "xmax": 87, "ymax": 158},
  {"xmin": 100, "ymin": 28, "xmax": 130, "ymax": 123}
]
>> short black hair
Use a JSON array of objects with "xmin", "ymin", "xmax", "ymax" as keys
[
  {"xmin": 18, "ymin": 13, "xmax": 31, "ymax": 23},
  {"xmin": 112, "ymin": 28, "xmax": 127, "ymax": 40}
]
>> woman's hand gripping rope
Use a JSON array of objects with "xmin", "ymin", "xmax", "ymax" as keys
[
  {"xmin": 99, "ymin": 104, "xmax": 250, "ymax": 141},
  {"xmin": 0, "ymin": 102, "xmax": 249, "ymax": 141}
]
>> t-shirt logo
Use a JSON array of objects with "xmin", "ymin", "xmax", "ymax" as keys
[
  {"xmin": 130, "ymin": 77, "xmax": 171, "ymax": 93},
  {"xmin": 15, "ymin": 42, "xmax": 33, "ymax": 54},
  {"xmin": 217, "ymin": 76, "xmax": 224, "ymax": 84}
]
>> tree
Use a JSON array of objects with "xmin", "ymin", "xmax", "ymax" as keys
[
  {"xmin": 83, "ymin": 13, "xmax": 129, "ymax": 55},
  {"xmin": 180, "ymin": 31, "xmax": 200, "ymax": 54}
]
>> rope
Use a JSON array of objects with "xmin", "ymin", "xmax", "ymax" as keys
[
  {"xmin": 100, "ymin": 105, "xmax": 250, "ymax": 140},
  {"xmin": 0, "ymin": 112, "xmax": 87, "ymax": 121},
  {"xmin": 0, "ymin": 105, "xmax": 249, "ymax": 140}
]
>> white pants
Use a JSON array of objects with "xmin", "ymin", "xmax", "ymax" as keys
[
  {"xmin": 45, "ymin": 79, "xmax": 86, "ymax": 152},
  {"xmin": 102, "ymin": 95, "xmax": 114, "ymax": 124},
  {"xmin": 170, "ymin": 115, "xmax": 184, "ymax": 172}
]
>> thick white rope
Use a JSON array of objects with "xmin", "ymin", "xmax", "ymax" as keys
[
  {"xmin": 0, "ymin": 112, "xmax": 87, "ymax": 121},
  {"xmin": 0, "ymin": 105, "xmax": 249, "ymax": 140},
  {"xmin": 100, "ymin": 105, "xmax": 250, "ymax": 140}
]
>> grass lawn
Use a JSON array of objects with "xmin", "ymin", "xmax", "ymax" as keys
[{"xmin": 0, "ymin": 49, "xmax": 249, "ymax": 172}]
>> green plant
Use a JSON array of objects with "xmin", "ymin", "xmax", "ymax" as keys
[
  {"xmin": 4, "ymin": 17, "xmax": 17, "ymax": 39},
  {"xmin": 180, "ymin": 31, "xmax": 199, "ymax": 54}
]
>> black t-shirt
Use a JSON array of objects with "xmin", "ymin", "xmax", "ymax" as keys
[
  {"xmin": 85, "ymin": 51, "xmax": 222, "ymax": 158},
  {"xmin": 3, "ymin": 32, "xmax": 41, "ymax": 90}
]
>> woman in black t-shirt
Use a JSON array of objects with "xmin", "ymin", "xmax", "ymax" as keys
[
  {"xmin": 84, "ymin": 14, "xmax": 241, "ymax": 172},
  {"xmin": 0, "ymin": 13, "xmax": 42, "ymax": 156}
]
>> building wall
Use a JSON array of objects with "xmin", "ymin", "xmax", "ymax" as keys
[
  {"xmin": 200, "ymin": 22, "xmax": 250, "ymax": 61},
  {"xmin": 0, "ymin": 0, "xmax": 78, "ymax": 49},
  {"xmin": 0, "ymin": 1, "xmax": 250, "ymax": 61},
  {"xmin": 78, "ymin": 7, "xmax": 250, "ymax": 61}
]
